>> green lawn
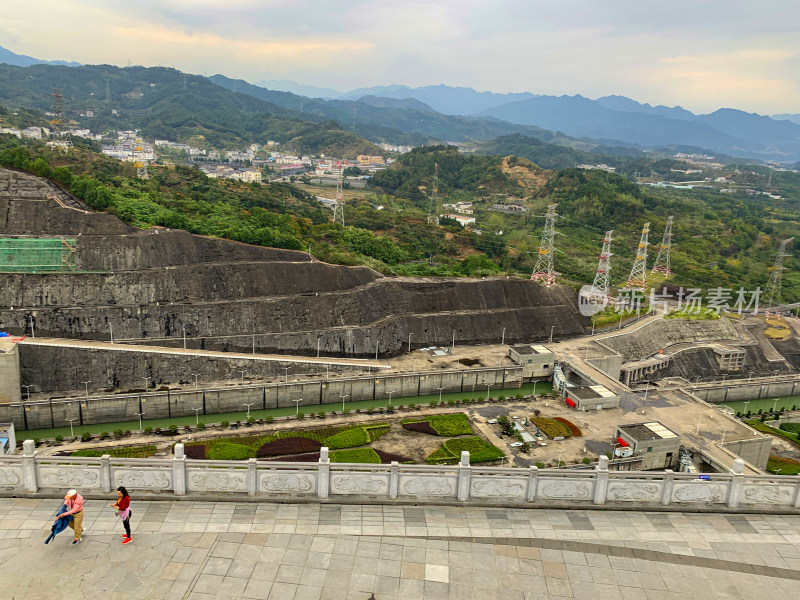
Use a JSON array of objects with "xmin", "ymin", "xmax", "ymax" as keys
[
  {"xmin": 722, "ymin": 395, "xmax": 800, "ymax": 415},
  {"xmin": 22, "ymin": 382, "xmax": 553, "ymax": 439}
]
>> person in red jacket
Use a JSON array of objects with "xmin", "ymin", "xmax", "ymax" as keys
[
  {"xmin": 61, "ymin": 489, "xmax": 84, "ymax": 545},
  {"xmin": 111, "ymin": 487, "xmax": 132, "ymax": 544}
]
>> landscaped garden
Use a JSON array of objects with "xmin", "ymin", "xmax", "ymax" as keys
[
  {"xmin": 401, "ymin": 414, "xmax": 473, "ymax": 436},
  {"xmin": 425, "ymin": 436, "xmax": 505, "ymax": 464},
  {"xmin": 531, "ymin": 417, "xmax": 574, "ymax": 439}
]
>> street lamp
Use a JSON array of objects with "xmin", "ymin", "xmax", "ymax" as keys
[
  {"xmin": 773, "ymin": 397, "xmax": 780, "ymax": 413},
  {"xmin": 244, "ymin": 403, "xmax": 255, "ymax": 418},
  {"xmin": 486, "ymin": 384, "xmax": 492, "ymax": 401},
  {"xmin": 292, "ymin": 398, "xmax": 302, "ymax": 415},
  {"xmin": 135, "ymin": 412, "xmax": 145, "ymax": 432},
  {"xmin": 283, "ymin": 366, "xmax": 291, "ymax": 383},
  {"xmin": 437, "ymin": 387, "xmax": 445, "ymax": 404},
  {"xmin": 742, "ymin": 401, "xmax": 750, "ymax": 415},
  {"xmin": 549, "ymin": 325, "xmax": 555, "ymax": 343},
  {"xmin": 408, "ymin": 333, "xmax": 413, "ymax": 352},
  {"xmin": 66, "ymin": 418, "xmax": 77, "ymax": 438},
  {"xmin": 81, "ymin": 381, "xmax": 91, "ymax": 401},
  {"xmin": 501, "ymin": 327, "xmax": 506, "ymax": 345},
  {"xmin": 192, "ymin": 407, "xmax": 202, "ymax": 425},
  {"xmin": 388, "ymin": 390, "xmax": 396, "ymax": 408},
  {"xmin": 340, "ymin": 394, "xmax": 349, "ymax": 412},
  {"xmin": 239, "ymin": 370, "xmax": 246, "ymax": 386},
  {"xmin": 317, "ymin": 336, "xmax": 321, "ymax": 358},
  {"xmin": 452, "ymin": 330, "xmax": 456, "ymax": 349},
  {"xmin": 22, "ymin": 385, "xmax": 32, "ymax": 401},
  {"xmin": 144, "ymin": 376, "xmax": 151, "ymax": 392},
  {"xmin": 191, "ymin": 373, "xmax": 199, "ymax": 388}
]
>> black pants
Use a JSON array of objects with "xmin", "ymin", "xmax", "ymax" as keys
[{"xmin": 122, "ymin": 510, "xmax": 132, "ymax": 538}]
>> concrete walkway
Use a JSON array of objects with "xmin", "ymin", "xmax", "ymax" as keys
[{"xmin": 2, "ymin": 498, "xmax": 800, "ymax": 599}]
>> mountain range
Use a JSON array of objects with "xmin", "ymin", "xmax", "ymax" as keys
[{"xmin": 0, "ymin": 44, "xmax": 80, "ymax": 68}]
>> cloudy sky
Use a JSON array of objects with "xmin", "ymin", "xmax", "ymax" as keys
[{"xmin": 2, "ymin": 0, "xmax": 799, "ymax": 114}]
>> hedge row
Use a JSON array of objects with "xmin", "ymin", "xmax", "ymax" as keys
[{"xmin": 71, "ymin": 445, "xmax": 158, "ymax": 458}]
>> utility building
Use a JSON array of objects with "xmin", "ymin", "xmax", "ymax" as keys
[
  {"xmin": 508, "ymin": 344, "xmax": 554, "ymax": 379},
  {"xmin": 615, "ymin": 422, "xmax": 680, "ymax": 470}
]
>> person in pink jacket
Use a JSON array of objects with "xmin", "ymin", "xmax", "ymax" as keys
[{"xmin": 61, "ymin": 489, "xmax": 84, "ymax": 545}]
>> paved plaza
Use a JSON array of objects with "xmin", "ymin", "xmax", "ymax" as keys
[{"xmin": 1, "ymin": 499, "xmax": 800, "ymax": 599}]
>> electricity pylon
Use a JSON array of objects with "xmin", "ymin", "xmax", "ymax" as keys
[
  {"xmin": 764, "ymin": 237, "xmax": 794, "ymax": 307},
  {"xmin": 626, "ymin": 222, "xmax": 650, "ymax": 291},
  {"xmin": 332, "ymin": 161, "xmax": 345, "ymax": 226},
  {"xmin": 651, "ymin": 216, "xmax": 674, "ymax": 277},
  {"xmin": 531, "ymin": 203, "xmax": 559, "ymax": 287},
  {"xmin": 588, "ymin": 230, "xmax": 614, "ymax": 300},
  {"xmin": 427, "ymin": 163, "xmax": 439, "ymax": 225}
]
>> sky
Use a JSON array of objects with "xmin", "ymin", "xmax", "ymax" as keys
[{"xmin": 2, "ymin": 0, "xmax": 799, "ymax": 115}]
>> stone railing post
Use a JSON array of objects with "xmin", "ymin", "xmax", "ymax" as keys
[
  {"xmin": 526, "ymin": 465, "xmax": 539, "ymax": 502},
  {"xmin": 457, "ymin": 451, "xmax": 470, "ymax": 501},
  {"xmin": 173, "ymin": 443, "xmax": 186, "ymax": 496},
  {"xmin": 247, "ymin": 459, "xmax": 257, "ymax": 496},
  {"xmin": 100, "ymin": 455, "xmax": 112, "ymax": 493},
  {"xmin": 21, "ymin": 439, "xmax": 38, "ymax": 493},
  {"xmin": 794, "ymin": 475, "xmax": 800, "ymax": 509},
  {"xmin": 661, "ymin": 469, "xmax": 674, "ymax": 506},
  {"xmin": 593, "ymin": 455, "xmax": 609, "ymax": 505},
  {"xmin": 389, "ymin": 461, "xmax": 399, "ymax": 500},
  {"xmin": 727, "ymin": 458, "xmax": 745, "ymax": 508},
  {"xmin": 318, "ymin": 447, "xmax": 330, "ymax": 499}
]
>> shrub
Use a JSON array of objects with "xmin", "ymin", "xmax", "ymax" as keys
[
  {"xmin": 779, "ymin": 423, "xmax": 800, "ymax": 434},
  {"xmin": 330, "ymin": 448, "xmax": 381, "ymax": 463},
  {"xmin": 516, "ymin": 394, "xmax": 523, "ymax": 400},
  {"xmin": 100, "ymin": 432, "xmax": 110, "ymax": 439},
  {"xmin": 447, "ymin": 399, "xmax": 455, "ymax": 406},
  {"xmin": 207, "ymin": 442, "xmax": 251, "ymax": 461},
  {"xmin": 535, "ymin": 462, "xmax": 546, "ymax": 469},
  {"xmin": 429, "ymin": 401, "xmax": 438, "ymax": 407},
  {"xmin": 168, "ymin": 424, "xmax": 178, "ymax": 432},
  {"xmin": 124, "ymin": 430, "xmax": 132, "ymax": 437},
  {"xmin": 408, "ymin": 403, "xmax": 416, "ymax": 409},
  {"xmin": 197, "ymin": 423, "xmax": 206, "ymax": 430},
  {"xmin": 221, "ymin": 421, "xmax": 230, "ymax": 428},
  {"xmin": 582, "ymin": 457, "xmax": 592, "ymax": 464},
  {"xmin": 114, "ymin": 429, "xmax": 124, "ymax": 439},
  {"xmin": 308, "ymin": 412, "xmax": 315, "ymax": 418},
  {"xmin": 343, "ymin": 409, "xmax": 351, "ymax": 416},
  {"xmin": 55, "ymin": 435, "xmax": 63, "ymax": 443},
  {"xmin": 554, "ymin": 417, "xmax": 582, "ymax": 437},
  {"xmin": 81, "ymin": 432, "xmax": 92, "ymax": 442},
  {"xmin": 257, "ymin": 437, "xmax": 322, "ymax": 458},
  {"xmin": 264, "ymin": 416, "xmax": 274, "ymax": 424},
  {"xmin": 33, "ymin": 438, "xmax": 40, "ymax": 446},
  {"xmin": 297, "ymin": 412, "xmax": 305, "ymax": 420}
]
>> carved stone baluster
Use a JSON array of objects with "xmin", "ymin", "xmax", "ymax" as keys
[
  {"xmin": 727, "ymin": 458, "xmax": 745, "ymax": 508},
  {"xmin": 318, "ymin": 447, "xmax": 330, "ymax": 499},
  {"xmin": 457, "ymin": 451, "xmax": 470, "ymax": 502},
  {"xmin": 247, "ymin": 459, "xmax": 257, "ymax": 496},
  {"xmin": 100, "ymin": 454, "xmax": 111, "ymax": 493},
  {"xmin": 526, "ymin": 465, "xmax": 539, "ymax": 502},
  {"xmin": 21, "ymin": 439, "xmax": 37, "ymax": 493},
  {"xmin": 594, "ymin": 455, "xmax": 609, "ymax": 505},
  {"xmin": 389, "ymin": 462, "xmax": 399, "ymax": 500},
  {"xmin": 661, "ymin": 470, "xmax": 674, "ymax": 506},
  {"xmin": 173, "ymin": 443, "xmax": 186, "ymax": 496}
]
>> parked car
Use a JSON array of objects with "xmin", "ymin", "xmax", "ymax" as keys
[
  {"xmin": 487, "ymin": 418, "xmax": 498, "ymax": 424},
  {"xmin": 509, "ymin": 442, "xmax": 524, "ymax": 447}
]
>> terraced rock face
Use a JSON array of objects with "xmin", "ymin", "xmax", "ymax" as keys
[{"xmin": 0, "ymin": 167, "xmax": 589, "ymax": 356}]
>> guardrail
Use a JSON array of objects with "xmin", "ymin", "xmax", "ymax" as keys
[{"xmin": 3, "ymin": 440, "xmax": 799, "ymax": 512}]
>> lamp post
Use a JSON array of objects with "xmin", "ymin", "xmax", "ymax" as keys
[
  {"xmin": 643, "ymin": 380, "xmax": 650, "ymax": 401},
  {"xmin": 66, "ymin": 418, "xmax": 76, "ymax": 438},
  {"xmin": 501, "ymin": 327, "xmax": 506, "ymax": 345},
  {"xmin": 591, "ymin": 321, "xmax": 595, "ymax": 336},
  {"xmin": 283, "ymin": 366, "xmax": 291, "ymax": 383},
  {"xmin": 388, "ymin": 390, "xmax": 395, "ymax": 408},
  {"xmin": 292, "ymin": 399, "xmax": 301, "ymax": 416},
  {"xmin": 549, "ymin": 325, "xmax": 555, "ymax": 343},
  {"xmin": 452, "ymin": 330, "xmax": 456, "ymax": 349},
  {"xmin": 192, "ymin": 407, "xmax": 202, "ymax": 425},
  {"xmin": 191, "ymin": 374, "xmax": 199, "ymax": 388},
  {"xmin": 375, "ymin": 339, "xmax": 379, "ymax": 361},
  {"xmin": 143, "ymin": 376, "xmax": 150, "ymax": 392},
  {"xmin": 533, "ymin": 380, "xmax": 537, "ymax": 397},
  {"xmin": 135, "ymin": 412, "xmax": 145, "ymax": 431},
  {"xmin": 742, "ymin": 400, "xmax": 750, "ymax": 415},
  {"xmin": 317, "ymin": 336, "xmax": 321, "ymax": 358},
  {"xmin": 244, "ymin": 403, "xmax": 255, "ymax": 419},
  {"xmin": 340, "ymin": 394, "xmax": 349, "ymax": 413},
  {"xmin": 81, "ymin": 381, "xmax": 91, "ymax": 401},
  {"xmin": 22, "ymin": 385, "xmax": 32, "ymax": 401},
  {"xmin": 437, "ymin": 387, "xmax": 445, "ymax": 404},
  {"xmin": 408, "ymin": 333, "xmax": 413, "ymax": 352},
  {"xmin": 486, "ymin": 384, "xmax": 492, "ymax": 401},
  {"xmin": 773, "ymin": 397, "xmax": 780, "ymax": 414},
  {"xmin": 239, "ymin": 370, "xmax": 246, "ymax": 386}
]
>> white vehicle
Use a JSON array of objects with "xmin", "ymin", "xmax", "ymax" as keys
[
  {"xmin": 509, "ymin": 442, "xmax": 524, "ymax": 447},
  {"xmin": 487, "ymin": 419, "xmax": 498, "ymax": 424}
]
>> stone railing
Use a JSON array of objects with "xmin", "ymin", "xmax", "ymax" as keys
[{"xmin": 3, "ymin": 441, "xmax": 799, "ymax": 512}]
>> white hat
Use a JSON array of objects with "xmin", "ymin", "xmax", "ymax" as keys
[{"xmin": 65, "ymin": 489, "xmax": 77, "ymax": 498}]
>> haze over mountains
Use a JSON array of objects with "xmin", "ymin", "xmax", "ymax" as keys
[{"xmin": 1, "ymin": 43, "xmax": 800, "ymax": 162}]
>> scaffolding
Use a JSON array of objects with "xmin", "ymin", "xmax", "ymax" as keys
[{"xmin": 0, "ymin": 238, "xmax": 77, "ymax": 273}]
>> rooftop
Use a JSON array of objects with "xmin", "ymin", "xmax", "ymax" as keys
[{"xmin": 619, "ymin": 421, "xmax": 680, "ymax": 441}]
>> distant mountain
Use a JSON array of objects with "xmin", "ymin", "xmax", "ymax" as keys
[
  {"xmin": 209, "ymin": 74, "xmax": 563, "ymax": 146},
  {"xmin": 254, "ymin": 79, "xmax": 342, "ymax": 99},
  {"xmin": 339, "ymin": 84, "xmax": 535, "ymax": 116},
  {"xmin": 480, "ymin": 94, "xmax": 800, "ymax": 161},
  {"xmin": 0, "ymin": 63, "xmax": 381, "ymax": 157},
  {"xmin": 774, "ymin": 114, "xmax": 800, "ymax": 125},
  {"xmin": 0, "ymin": 44, "xmax": 80, "ymax": 68}
]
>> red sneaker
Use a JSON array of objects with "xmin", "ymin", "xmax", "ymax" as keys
[{"xmin": 122, "ymin": 537, "xmax": 133, "ymax": 544}]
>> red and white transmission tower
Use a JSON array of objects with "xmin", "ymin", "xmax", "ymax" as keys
[
  {"xmin": 332, "ymin": 161, "xmax": 345, "ymax": 226},
  {"xmin": 626, "ymin": 222, "xmax": 650, "ymax": 291},
  {"xmin": 531, "ymin": 203, "xmax": 559, "ymax": 287},
  {"xmin": 651, "ymin": 216, "xmax": 673, "ymax": 276},
  {"xmin": 588, "ymin": 230, "xmax": 614, "ymax": 301},
  {"xmin": 764, "ymin": 237, "xmax": 794, "ymax": 307}
]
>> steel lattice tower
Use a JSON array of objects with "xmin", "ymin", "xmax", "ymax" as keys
[
  {"xmin": 626, "ymin": 222, "xmax": 650, "ymax": 291},
  {"xmin": 49, "ymin": 87, "xmax": 64, "ymax": 132},
  {"xmin": 531, "ymin": 203, "xmax": 559, "ymax": 287},
  {"xmin": 427, "ymin": 163, "xmax": 439, "ymax": 225},
  {"xmin": 651, "ymin": 216, "xmax": 674, "ymax": 276},
  {"xmin": 332, "ymin": 161, "xmax": 345, "ymax": 226},
  {"xmin": 588, "ymin": 230, "xmax": 614, "ymax": 300},
  {"xmin": 764, "ymin": 237, "xmax": 794, "ymax": 307}
]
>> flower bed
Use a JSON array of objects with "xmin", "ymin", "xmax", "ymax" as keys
[
  {"xmin": 330, "ymin": 448, "xmax": 381, "ymax": 463},
  {"xmin": 426, "ymin": 436, "xmax": 505, "ymax": 464},
  {"xmin": 256, "ymin": 437, "xmax": 322, "ymax": 458},
  {"xmin": 207, "ymin": 442, "xmax": 251, "ymax": 461},
  {"xmin": 265, "ymin": 452, "xmax": 321, "ymax": 462},
  {"xmin": 554, "ymin": 417, "xmax": 582, "ymax": 437},
  {"xmin": 402, "ymin": 413, "xmax": 473, "ymax": 436},
  {"xmin": 184, "ymin": 444, "xmax": 208, "ymax": 459},
  {"xmin": 375, "ymin": 449, "xmax": 414, "ymax": 464},
  {"xmin": 532, "ymin": 417, "xmax": 572, "ymax": 439},
  {"xmin": 324, "ymin": 428, "xmax": 368, "ymax": 450},
  {"xmin": 365, "ymin": 424, "xmax": 391, "ymax": 442},
  {"xmin": 71, "ymin": 445, "xmax": 158, "ymax": 458},
  {"xmin": 402, "ymin": 421, "xmax": 438, "ymax": 435}
]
